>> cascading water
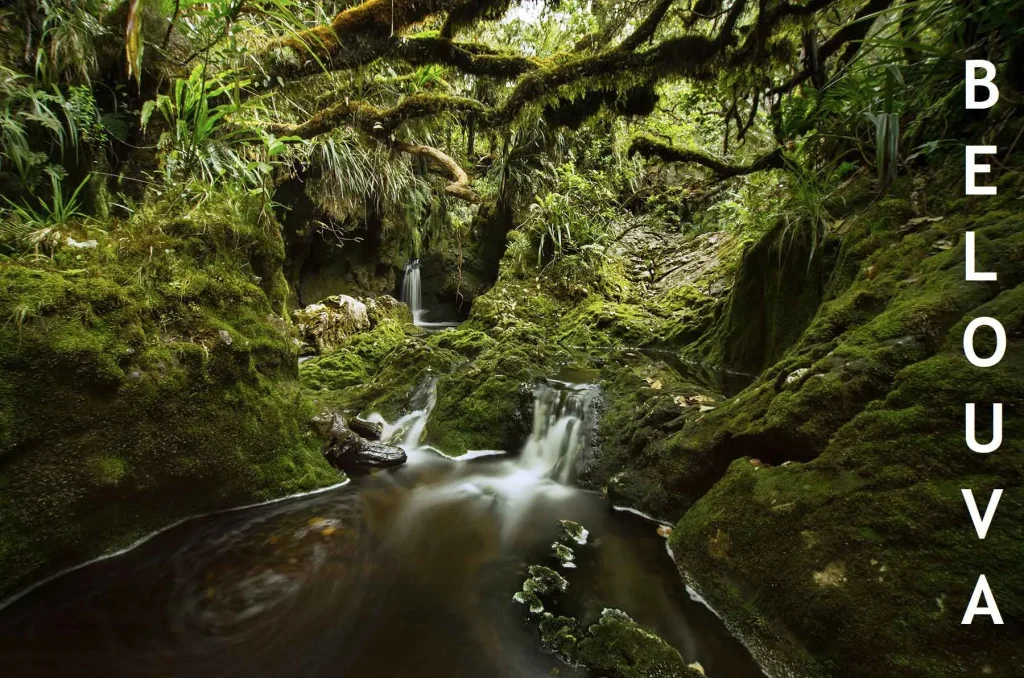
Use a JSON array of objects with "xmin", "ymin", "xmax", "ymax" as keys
[
  {"xmin": 0, "ymin": 370, "xmax": 765, "ymax": 678},
  {"xmin": 519, "ymin": 381, "xmax": 598, "ymax": 484},
  {"xmin": 401, "ymin": 260, "xmax": 423, "ymax": 323}
]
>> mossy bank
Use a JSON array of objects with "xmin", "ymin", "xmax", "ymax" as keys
[{"xmin": 0, "ymin": 193, "xmax": 341, "ymax": 600}]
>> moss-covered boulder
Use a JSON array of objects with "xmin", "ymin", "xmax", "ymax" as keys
[
  {"xmin": 423, "ymin": 336, "xmax": 558, "ymax": 455},
  {"xmin": 575, "ymin": 609, "xmax": 704, "ymax": 678},
  {"xmin": 596, "ymin": 168, "xmax": 1024, "ymax": 676},
  {"xmin": 0, "ymin": 194, "xmax": 341, "ymax": 599}
]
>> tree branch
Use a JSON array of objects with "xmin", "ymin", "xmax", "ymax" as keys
[
  {"xmin": 629, "ymin": 136, "xmax": 788, "ymax": 177},
  {"xmin": 265, "ymin": 94, "xmax": 484, "ymax": 139},
  {"xmin": 394, "ymin": 140, "xmax": 481, "ymax": 203},
  {"xmin": 620, "ymin": 0, "xmax": 676, "ymax": 51}
]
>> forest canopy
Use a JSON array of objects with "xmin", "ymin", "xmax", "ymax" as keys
[{"xmin": 0, "ymin": 0, "xmax": 1020, "ymax": 259}]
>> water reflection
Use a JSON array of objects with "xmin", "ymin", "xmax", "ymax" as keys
[{"xmin": 0, "ymin": 381, "xmax": 764, "ymax": 678}]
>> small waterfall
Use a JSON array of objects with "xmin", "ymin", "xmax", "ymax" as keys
[
  {"xmin": 519, "ymin": 381, "xmax": 598, "ymax": 484},
  {"xmin": 401, "ymin": 260, "xmax": 423, "ymax": 322}
]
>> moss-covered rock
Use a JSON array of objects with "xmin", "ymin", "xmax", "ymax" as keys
[
  {"xmin": 575, "ymin": 609, "xmax": 704, "ymax": 678},
  {"xmin": 0, "ymin": 194, "xmax": 341, "ymax": 599},
  {"xmin": 595, "ymin": 168, "xmax": 1024, "ymax": 676}
]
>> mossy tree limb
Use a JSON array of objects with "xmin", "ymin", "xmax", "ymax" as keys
[
  {"xmin": 629, "ymin": 136, "xmax": 788, "ymax": 177},
  {"xmin": 394, "ymin": 140, "xmax": 482, "ymax": 203}
]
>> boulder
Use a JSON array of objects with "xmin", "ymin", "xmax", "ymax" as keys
[
  {"xmin": 293, "ymin": 295, "xmax": 370, "ymax": 353},
  {"xmin": 349, "ymin": 417, "xmax": 383, "ymax": 440},
  {"xmin": 365, "ymin": 295, "xmax": 413, "ymax": 326},
  {"xmin": 325, "ymin": 432, "xmax": 407, "ymax": 470}
]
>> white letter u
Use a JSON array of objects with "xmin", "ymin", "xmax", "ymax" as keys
[{"xmin": 966, "ymin": 403, "xmax": 1003, "ymax": 454}]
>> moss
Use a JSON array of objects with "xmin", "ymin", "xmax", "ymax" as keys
[
  {"xmin": 574, "ymin": 609, "xmax": 703, "ymax": 678},
  {"xmin": 0, "ymin": 193, "xmax": 341, "ymax": 598},
  {"xmin": 423, "ymin": 337, "xmax": 559, "ymax": 455},
  {"xmin": 300, "ymin": 319, "xmax": 408, "ymax": 391},
  {"xmin": 646, "ymin": 171, "xmax": 1024, "ymax": 676}
]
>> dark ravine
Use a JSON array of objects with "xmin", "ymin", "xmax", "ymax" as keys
[{"xmin": 2, "ymin": 2, "xmax": 1023, "ymax": 677}]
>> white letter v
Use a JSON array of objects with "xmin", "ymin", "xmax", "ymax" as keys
[{"xmin": 962, "ymin": 488, "xmax": 1003, "ymax": 539}]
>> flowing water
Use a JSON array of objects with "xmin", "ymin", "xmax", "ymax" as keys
[
  {"xmin": 401, "ymin": 260, "xmax": 424, "ymax": 322},
  {"xmin": 0, "ymin": 379, "xmax": 765, "ymax": 678},
  {"xmin": 400, "ymin": 260, "xmax": 462, "ymax": 332}
]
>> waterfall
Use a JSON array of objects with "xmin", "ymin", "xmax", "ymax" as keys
[
  {"xmin": 401, "ymin": 260, "xmax": 423, "ymax": 322},
  {"xmin": 518, "ymin": 381, "xmax": 598, "ymax": 484}
]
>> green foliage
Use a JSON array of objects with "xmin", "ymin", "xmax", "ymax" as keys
[{"xmin": 1, "ymin": 170, "xmax": 90, "ymax": 254}]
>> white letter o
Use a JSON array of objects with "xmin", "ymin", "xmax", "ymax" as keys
[{"xmin": 963, "ymin": 317, "xmax": 1006, "ymax": 368}]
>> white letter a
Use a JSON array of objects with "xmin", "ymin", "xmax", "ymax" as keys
[
  {"xmin": 962, "ymin": 575, "xmax": 1003, "ymax": 624},
  {"xmin": 962, "ymin": 488, "xmax": 1002, "ymax": 539}
]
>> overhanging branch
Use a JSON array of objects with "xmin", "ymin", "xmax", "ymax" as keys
[
  {"xmin": 629, "ymin": 136, "xmax": 788, "ymax": 177},
  {"xmin": 394, "ymin": 141, "xmax": 482, "ymax": 203}
]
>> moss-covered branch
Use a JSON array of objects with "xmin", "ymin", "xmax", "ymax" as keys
[
  {"xmin": 629, "ymin": 136, "xmax": 787, "ymax": 177},
  {"xmin": 440, "ymin": 0, "xmax": 514, "ymax": 38},
  {"xmin": 619, "ymin": 0, "xmax": 677, "ymax": 51},
  {"xmin": 265, "ymin": 93, "xmax": 484, "ymax": 139},
  {"xmin": 395, "ymin": 35, "xmax": 541, "ymax": 78},
  {"xmin": 394, "ymin": 140, "xmax": 481, "ymax": 203}
]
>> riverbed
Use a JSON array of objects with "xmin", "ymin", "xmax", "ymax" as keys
[{"xmin": 0, "ymin": 380, "xmax": 764, "ymax": 678}]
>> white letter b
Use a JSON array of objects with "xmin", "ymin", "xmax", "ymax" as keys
[{"xmin": 966, "ymin": 60, "xmax": 999, "ymax": 109}]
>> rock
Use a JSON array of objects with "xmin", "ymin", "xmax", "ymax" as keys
[
  {"xmin": 313, "ymin": 411, "xmax": 406, "ymax": 470},
  {"xmin": 293, "ymin": 295, "xmax": 370, "ymax": 353},
  {"xmin": 559, "ymin": 520, "xmax": 589, "ymax": 545},
  {"xmin": 325, "ymin": 432, "xmax": 406, "ymax": 470},
  {"xmin": 513, "ymin": 590, "xmax": 545, "ymax": 614},
  {"xmin": 525, "ymin": 565, "xmax": 568, "ymax": 596},
  {"xmin": 218, "ymin": 330, "xmax": 233, "ymax": 346},
  {"xmin": 310, "ymin": 411, "xmax": 346, "ymax": 440},
  {"xmin": 365, "ymin": 295, "xmax": 413, "ymax": 326},
  {"xmin": 349, "ymin": 417, "xmax": 383, "ymax": 440},
  {"xmin": 66, "ymin": 237, "xmax": 98, "ymax": 249},
  {"xmin": 539, "ymin": 615, "xmax": 580, "ymax": 659},
  {"xmin": 575, "ymin": 609, "xmax": 700, "ymax": 678},
  {"xmin": 551, "ymin": 542, "xmax": 576, "ymax": 568}
]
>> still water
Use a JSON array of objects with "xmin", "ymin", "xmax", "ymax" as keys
[{"xmin": 0, "ymin": 381, "xmax": 763, "ymax": 678}]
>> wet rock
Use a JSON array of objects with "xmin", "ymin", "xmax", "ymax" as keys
[
  {"xmin": 325, "ymin": 432, "xmax": 406, "ymax": 470},
  {"xmin": 551, "ymin": 542, "xmax": 575, "ymax": 568},
  {"xmin": 559, "ymin": 520, "xmax": 589, "ymax": 545},
  {"xmin": 525, "ymin": 565, "xmax": 568, "ymax": 596},
  {"xmin": 310, "ymin": 411, "xmax": 346, "ymax": 440},
  {"xmin": 539, "ymin": 615, "xmax": 579, "ymax": 659},
  {"xmin": 575, "ymin": 609, "xmax": 701, "ymax": 678},
  {"xmin": 349, "ymin": 417, "xmax": 383, "ymax": 440},
  {"xmin": 513, "ymin": 590, "xmax": 545, "ymax": 614},
  {"xmin": 313, "ymin": 410, "xmax": 406, "ymax": 470}
]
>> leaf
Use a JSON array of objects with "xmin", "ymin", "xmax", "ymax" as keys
[
  {"xmin": 126, "ymin": 0, "xmax": 145, "ymax": 87},
  {"xmin": 140, "ymin": 100, "xmax": 156, "ymax": 130}
]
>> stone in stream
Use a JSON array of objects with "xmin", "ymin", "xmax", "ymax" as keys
[
  {"xmin": 312, "ymin": 410, "xmax": 406, "ymax": 470},
  {"xmin": 551, "ymin": 541, "xmax": 575, "ymax": 568},
  {"xmin": 325, "ymin": 431, "xmax": 407, "ymax": 470},
  {"xmin": 349, "ymin": 417, "xmax": 383, "ymax": 441},
  {"xmin": 558, "ymin": 519, "xmax": 589, "ymax": 545}
]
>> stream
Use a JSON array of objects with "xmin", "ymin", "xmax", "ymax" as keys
[{"xmin": 0, "ymin": 378, "xmax": 765, "ymax": 678}]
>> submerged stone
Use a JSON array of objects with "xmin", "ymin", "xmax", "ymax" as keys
[
  {"xmin": 551, "ymin": 542, "xmax": 575, "ymax": 568},
  {"xmin": 558, "ymin": 519, "xmax": 589, "ymax": 545},
  {"xmin": 513, "ymin": 590, "xmax": 545, "ymax": 614}
]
